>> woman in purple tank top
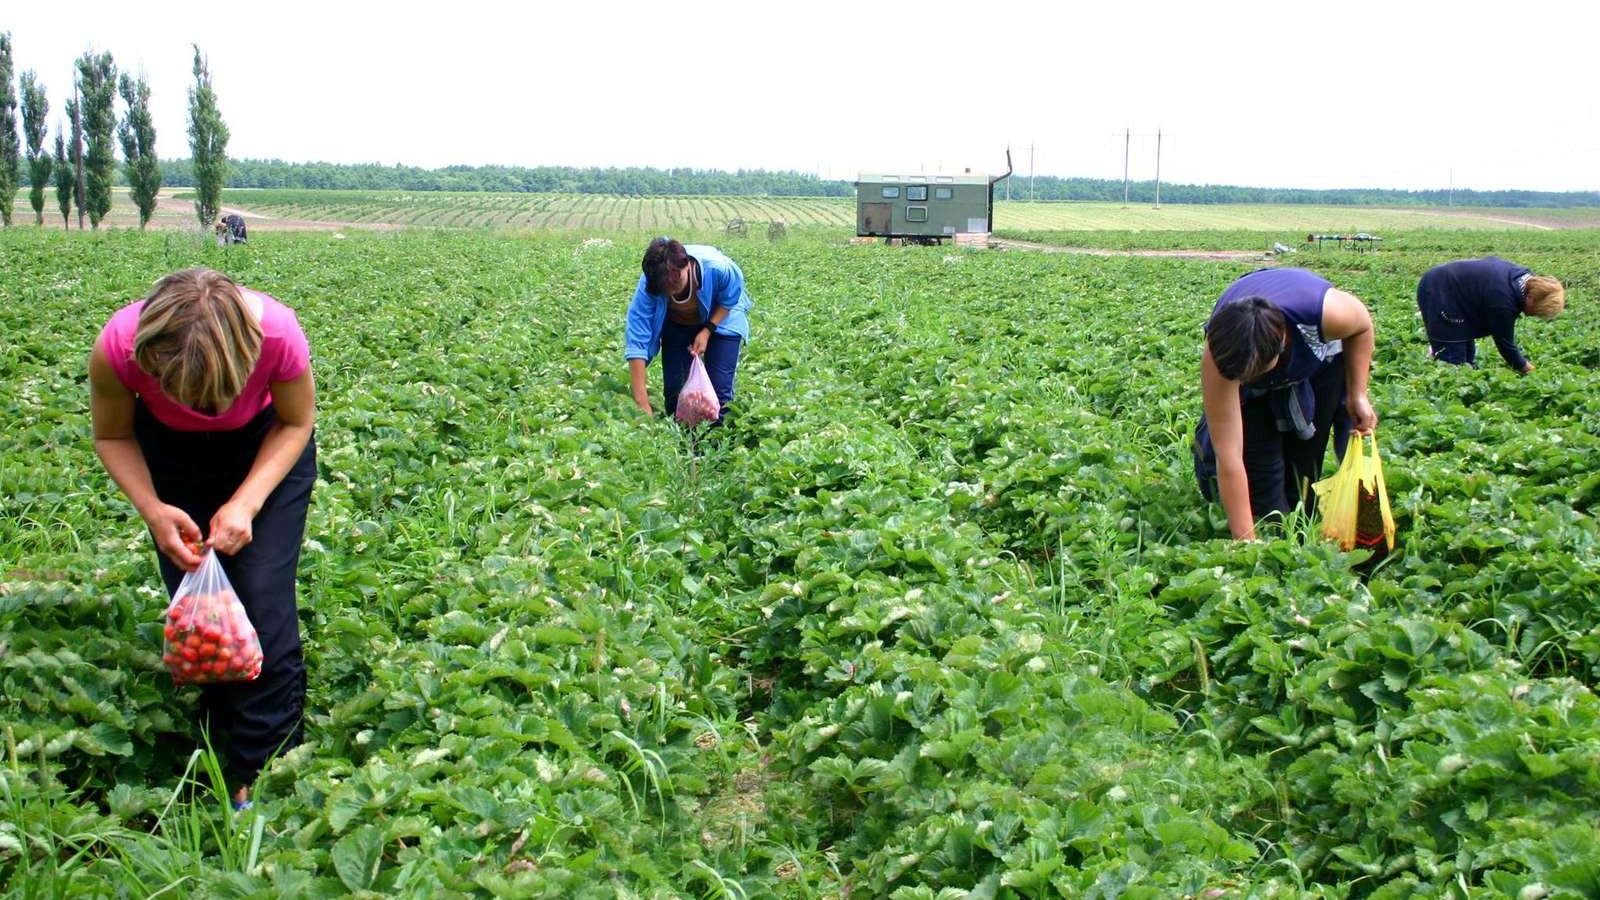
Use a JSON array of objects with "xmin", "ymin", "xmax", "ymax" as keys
[{"xmin": 1196, "ymin": 268, "xmax": 1378, "ymax": 541}]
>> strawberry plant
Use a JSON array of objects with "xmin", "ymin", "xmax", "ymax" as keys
[{"xmin": 2, "ymin": 224, "xmax": 1597, "ymax": 896}]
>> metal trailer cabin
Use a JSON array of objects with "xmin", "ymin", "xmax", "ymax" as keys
[{"xmin": 855, "ymin": 153, "xmax": 1012, "ymax": 243}]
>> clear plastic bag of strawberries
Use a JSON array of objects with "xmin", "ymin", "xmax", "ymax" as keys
[
  {"xmin": 161, "ymin": 549, "xmax": 265, "ymax": 685},
  {"xmin": 675, "ymin": 354, "xmax": 721, "ymax": 427}
]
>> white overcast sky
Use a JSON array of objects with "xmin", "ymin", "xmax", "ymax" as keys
[{"xmin": 8, "ymin": 0, "xmax": 1598, "ymax": 192}]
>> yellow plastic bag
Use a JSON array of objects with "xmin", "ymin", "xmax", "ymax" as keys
[{"xmin": 1311, "ymin": 433, "xmax": 1396, "ymax": 553}]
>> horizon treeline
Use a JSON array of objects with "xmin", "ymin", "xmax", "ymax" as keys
[{"xmin": 121, "ymin": 158, "xmax": 1599, "ymax": 208}]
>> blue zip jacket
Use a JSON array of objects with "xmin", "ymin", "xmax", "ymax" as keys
[{"xmin": 624, "ymin": 245, "xmax": 752, "ymax": 363}]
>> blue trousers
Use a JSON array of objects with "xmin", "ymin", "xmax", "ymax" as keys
[
  {"xmin": 661, "ymin": 319, "xmax": 742, "ymax": 422},
  {"xmin": 135, "ymin": 402, "xmax": 314, "ymax": 787},
  {"xmin": 1417, "ymin": 279, "xmax": 1478, "ymax": 366}
]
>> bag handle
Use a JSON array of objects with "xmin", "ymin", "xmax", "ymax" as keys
[{"xmin": 1365, "ymin": 432, "xmax": 1396, "ymax": 550}]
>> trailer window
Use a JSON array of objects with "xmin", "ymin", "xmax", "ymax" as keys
[
  {"xmin": 906, "ymin": 206, "xmax": 928, "ymax": 222},
  {"xmin": 906, "ymin": 185, "xmax": 928, "ymax": 201},
  {"xmin": 934, "ymin": 187, "xmax": 953, "ymax": 200},
  {"xmin": 881, "ymin": 186, "xmax": 900, "ymax": 199}
]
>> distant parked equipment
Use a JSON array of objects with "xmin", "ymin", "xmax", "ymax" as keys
[
  {"xmin": 856, "ymin": 150, "xmax": 1012, "ymax": 245},
  {"xmin": 1307, "ymin": 232, "xmax": 1381, "ymax": 251}
]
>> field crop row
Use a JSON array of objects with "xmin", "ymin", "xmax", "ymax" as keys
[
  {"xmin": 3, "ymin": 227, "xmax": 1599, "ymax": 896},
  {"xmin": 186, "ymin": 190, "xmax": 855, "ymax": 231},
  {"xmin": 14, "ymin": 188, "xmax": 1587, "ymax": 237},
  {"xmin": 129, "ymin": 189, "xmax": 1588, "ymax": 235}
]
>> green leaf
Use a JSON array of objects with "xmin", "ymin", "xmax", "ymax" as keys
[{"xmin": 332, "ymin": 824, "xmax": 383, "ymax": 892}]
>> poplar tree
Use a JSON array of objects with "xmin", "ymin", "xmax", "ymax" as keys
[
  {"xmin": 0, "ymin": 33, "xmax": 19, "ymax": 226},
  {"xmin": 52, "ymin": 130, "xmax": 71, "ymax": 227},
  {"xmin": 187, "ymin": 45, "xmax": 228, "ymax": 229},
  {"xmin": 20, "ymin": 71, "xmax": 49, "ymax": 225},
  {"xmin": 118, "ymin": 73, "xmax": 160, "ymax": 228},
  {"xmin": 69, "ymin": 92, "xmax": 85, "ymax": 229},
  {"xmin": 75, "ymin": 50, "xmax": 117, "ymax": 228}
]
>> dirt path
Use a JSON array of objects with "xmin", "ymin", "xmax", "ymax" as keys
[
  {"xmin": 1438, "ymin": 212, "xmax": 1556, "ymax": 230},
  {"xmin": 221, "ymin": 204, "xmax": 273, "ymax": 220},
  {"xmin": 991, "ymin": 238, "xmax": 1272, "ymax": 262},
  {"xmin": 149, "ymin": 190, "xmax": 397, "ymax": 232}
]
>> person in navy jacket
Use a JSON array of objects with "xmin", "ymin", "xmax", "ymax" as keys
[
  {"xmin": 624, "ymin": 237, "xmax": 752, "ymax": 423},
  {"xmin": 1416, "ymin": 257, "xmax": 1565, "ymax": 373}
]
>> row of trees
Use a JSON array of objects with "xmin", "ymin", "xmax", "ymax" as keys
[
  {"xmin": 147, "ymin": 158, "xmax": 1600, "ymax": 209},
  {"xmin": 0, "ymin": 35, "xmax": 230, "ymax": 230},
  {"xmin": 154, "ymin": 159, "xmax": 855, "ymax": 197},
  {"xmin": 999, "ymin": 177, "xmax": 1600, "ymax": 209}
]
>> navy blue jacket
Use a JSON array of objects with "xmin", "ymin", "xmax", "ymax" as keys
[{"xmin": 1416, "ymin": 257, "xmax": 1531, "ymax": 370}]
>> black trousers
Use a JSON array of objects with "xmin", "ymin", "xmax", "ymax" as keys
[
  {"xmin": 134, "ymin": 402, "xmax": 315, "ymax": 786},
  {"xmin": 1240, "ymin": 357, "xmax": 1350, "ymax": 521}
]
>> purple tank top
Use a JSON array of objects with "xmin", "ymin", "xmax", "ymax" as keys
[{"xmin": 1209, "ymin": 268, "xmax": 1341, "ymax": 388}]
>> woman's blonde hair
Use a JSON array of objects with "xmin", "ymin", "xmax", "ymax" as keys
[
  {"xmin": 1525, "ymin": 276, "xmax": 1566, "ymax": 318},
  {"xmin": 133, "ymin": 268, "xmax": 262, "ymax": 411}
]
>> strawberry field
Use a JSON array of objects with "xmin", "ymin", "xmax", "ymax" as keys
[
  {"xmin": 3, "ymin": 226, "xmax": 1599, "ymax": 897},
  {"xmin": 124, "ymin": 189, "xmax": 1583, "ymax": 234}
]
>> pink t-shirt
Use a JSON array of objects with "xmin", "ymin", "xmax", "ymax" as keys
[{"xmin": 97, "ymin": 288, "xmax": 311, "ymax": 432}]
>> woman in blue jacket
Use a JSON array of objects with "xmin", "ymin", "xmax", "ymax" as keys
[
  {"xmin": 624, "ymin": 237, "xmax": 752, "ymax": 423},
  {"xmin": 1416, "ymin": 257, "xmax": 1564, "ymax": 373}
]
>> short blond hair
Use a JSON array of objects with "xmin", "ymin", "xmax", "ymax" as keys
[
  {"xmin": 133, "ymin": 269, "xmax": 262, "ymax": 411},
  {"xmin": 1525, "ymin": 276, "xmax": 1565, "ymax": 318}
]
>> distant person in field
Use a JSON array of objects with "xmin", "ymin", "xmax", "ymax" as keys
[
  {"xmin": 215, "ymin": 214, "xmax": 248, "ymax": 246},
  {"xmin": 1193, "ymin": 268, "xmax": 1378, "ymax": 541},
  {"xmin": 90, "ymin": 268, "xmax": 315, "ymax": 810},
  {"xmin": 624, "ymin": 237, "xmax": 752, "ymax": 424},
  {"xmin": 1416, "ymin": 257, "xmax": 1564, "ymax": 373}
]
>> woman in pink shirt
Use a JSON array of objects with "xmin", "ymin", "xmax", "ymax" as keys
[{"xmin": 89, "ymin": 267, "xmax": 316, "ymax": 810}]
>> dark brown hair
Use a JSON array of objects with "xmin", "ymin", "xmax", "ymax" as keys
[
  {"xmin": 1207, "ymin": 297, "xmax": 1287, "ymax": 382},
  {"xmin": 642, "ymin": 237, "xmax": 689, "ymax": 296}
]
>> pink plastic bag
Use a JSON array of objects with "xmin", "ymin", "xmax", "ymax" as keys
[
  {"xmin": 675, "ymin": 354, "xmax": 721, "ymax": 427},
  {"xmin": 160, "ymin": 549, "xmax": 265, "ymax": 686}
]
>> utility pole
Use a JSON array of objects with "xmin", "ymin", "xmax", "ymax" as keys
[
  {"xmin": 1122, "ymin": 127, "xmax": 1130, "ymax": 207},
  {"xmin": 1153, "ymin": 128, "xmax": 1162, "ymax": 209},
  {"xmin": 1448, "ymin": 168, "xmax": 1454, "ymax": 207},
  {"xmin": 1029, "ymin": 142, "xmax": 1035, "ymax": 202}
]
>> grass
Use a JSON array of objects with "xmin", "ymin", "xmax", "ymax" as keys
[{"xmin": 2, "ymin": 726, "xmax": 261, "ymax": 898}]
